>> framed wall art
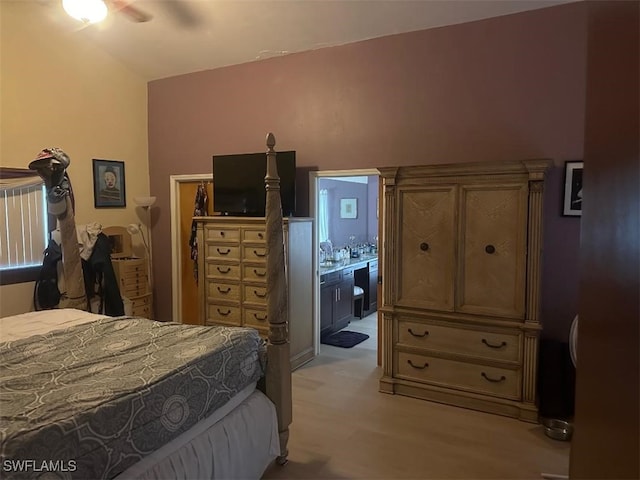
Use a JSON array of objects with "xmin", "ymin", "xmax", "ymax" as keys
[
  {"xmin": 340, "ymin": 198, "xmax": 358, "ymax": 219},
  {"xmin": 93, "ymin": 159, "xmax": 126, "ymax": 208},
  {"xmin": 563, "ymin": 160, "xmax": 583, "ymax": 216}
]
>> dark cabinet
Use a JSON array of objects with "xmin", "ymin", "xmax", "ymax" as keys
[
  {"xmin": 320, "ymin": 269, "xmax": 353, "ymax": 339},
  {"xmin": 354, "ymin": 259, "xmax": 379, "ymax": 315},
  {"xmin": 367, "ymin": 260, "xmax": 378, "ymax": 313}
]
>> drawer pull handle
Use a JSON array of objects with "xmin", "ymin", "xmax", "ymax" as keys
[
  {"xmin": 253, "ymin": 250, "xmax": 266, "ymax": 257},
  {"xmin": 216, "ymin": 248, "xmax": 231, "ymax": 255},
  {"xmin": 217, "ymin": 267, "xmax": 231, "ymax": 273},
  {"xmin": 254, "ymin": 290, "xmax": 267, "ymax": 298},
  {"xmin": 482, "ymin": 339, "xmax": 507, "ymax": 349},
  {"xmin": 254, "ymin": 269, "xmax": 266, "ymax": 277},
  {"xmin": 420, "ymin": 242, "xmax": 429, "ymax": 251},
  {"xmin": 407, "ymin": 359, "xmax": 429, "ymax": 369},
  {"xmin": 216, "ymin": 308, "xmax": 231, "ymax": 316},
  {"xmin": 485, "ymin": 244, "xmax": 496, "ymax": 254},
  {"xmin": 481, "ymin": 372, "xmax": 506, "ymax": 383},
  {"xmin": 258, "ymin": 232, "xmax": 264, "ymax": 239},
  {"xmin": 220, "ymin": 231, "xmax": 225, "ymax": 237},
  {"xmin": 254, "ymin": 313, "xmax": 267, "ymax": 321},
  {"xmin": 217, "ymin": 286, "xmax": 231, "ymax": 294},
  {"xmin": 408, "ymin": 328, "xmax": 429, "ymax": 338}
]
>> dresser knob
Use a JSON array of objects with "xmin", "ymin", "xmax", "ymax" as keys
[
  {"xmin": 485, "ymin": 244, "xmax": 496, "ymax": 254},
  {"xmin": 420, "ymin": 242, "xmax": 429, "ymax": 251}
]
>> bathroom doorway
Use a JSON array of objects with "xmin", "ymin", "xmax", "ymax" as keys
[{"xmin": 309, "ymin": 169, "xmax": 381, "ymax": 363}]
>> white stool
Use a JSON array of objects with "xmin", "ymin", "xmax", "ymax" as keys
[{"xmin": 353, "ymin": 285, "xmax": 365, "ymax": 319}]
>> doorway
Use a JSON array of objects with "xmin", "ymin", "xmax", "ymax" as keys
[
  {"xmin": 170, "ymin": 174, "xmax": 213, "ymax": 324},
  {"xmin": 309, "ymin": 169, "xmax": 380, "ymax": 362}
]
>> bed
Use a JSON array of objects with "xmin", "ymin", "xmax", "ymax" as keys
[{"xmin": 0, "ymin": 133, "xmax": 292, "ymax": 479}]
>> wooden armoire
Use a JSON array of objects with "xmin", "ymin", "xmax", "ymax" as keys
[{"xmin": 378, "ymin": 160, "xmax": 551, "ymax": 421}]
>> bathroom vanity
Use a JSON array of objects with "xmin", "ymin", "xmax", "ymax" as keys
[{"xmin": 320, "ymin": 254, "xmax": 378, "ymax": 339}]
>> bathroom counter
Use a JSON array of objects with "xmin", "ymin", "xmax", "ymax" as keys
[{"xmin": 319, "ymin": 254, "xmax": 377, "ymax": 275}]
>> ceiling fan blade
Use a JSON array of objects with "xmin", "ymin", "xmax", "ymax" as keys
[
  {"xmin": 110, "ymin": 0, "xmax": 152, "ymax": 23},
  {"xmin": 162, "ymin": 1, "xmax": 201, "ymax": 28}
]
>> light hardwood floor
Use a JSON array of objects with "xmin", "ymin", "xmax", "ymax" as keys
[{"xmin": 263, "ymin": 313, "xmax": 570, "ymax": 479}]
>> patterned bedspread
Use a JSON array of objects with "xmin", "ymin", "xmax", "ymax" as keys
[{"xmin": 0, "ymin": 316, "xmax": 266, "ymax": 479}]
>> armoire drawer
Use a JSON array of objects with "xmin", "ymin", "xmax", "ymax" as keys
[
  {"xmin": 396, "ymin": 351, "xmax": 521, "ymax": 400},
  {"xmin": 397, "ymin": 319, "xmax": 521, "ymax": 363}
]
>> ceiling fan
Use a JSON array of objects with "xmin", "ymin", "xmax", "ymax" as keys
[{"xmin": 62, "ymin": 0, "xmax": 152, "ymax": 24}]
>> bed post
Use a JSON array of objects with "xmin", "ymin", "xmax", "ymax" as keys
[{"xmin": 264, "ymin": 132, "xmax": 292, "ymax": 465}]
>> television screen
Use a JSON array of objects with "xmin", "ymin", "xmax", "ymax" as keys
[{"xmin": 213, "ymin": 151, "xmax": 296, "ymax": 217}]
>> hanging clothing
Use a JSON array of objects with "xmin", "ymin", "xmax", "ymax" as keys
[{"xmin": 189, "ymin": 183, "xmax": 209, "ymax": 282}]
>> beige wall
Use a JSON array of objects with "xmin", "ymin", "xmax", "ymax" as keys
[{"xmin": 0, "ymin": 2, "xmax": 150, "ymax": 317}]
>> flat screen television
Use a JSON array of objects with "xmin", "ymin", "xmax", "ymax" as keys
[{"xmin": 213, "ymin": 151, "xmax": 296, "ymax": 217}]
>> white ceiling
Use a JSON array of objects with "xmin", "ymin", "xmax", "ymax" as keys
[{"xmin": 42, "ymin": 0, "xmax": 574, "ymax": 81}]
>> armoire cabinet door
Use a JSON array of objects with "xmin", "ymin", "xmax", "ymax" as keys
[
  {"xmin": 457, "ymin": 183, "xmax": 528, "ymax": 318},
  {"xmin": 397, "ymin": 186, "xmax": 457, "ymax": 311}
]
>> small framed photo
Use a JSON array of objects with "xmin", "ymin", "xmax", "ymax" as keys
[
  {"xmin": 340, "ymin": 198, "xmax": 357, "ymax": 219},
  {"xmin": 93, "ymin": 159, "xmax": 126, "ymax": 208},
  {"xmin": 563, "ymin": 160, "xmax": 583, "ymax": 217}
]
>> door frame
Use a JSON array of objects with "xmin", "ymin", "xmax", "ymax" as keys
[
  {"xmin": 169, "ymin": 173, "xmax": 212, "ymax": 322},
  {"xmin": 309, "ymin": 168, "xmax": 380, "ymax": 357}
]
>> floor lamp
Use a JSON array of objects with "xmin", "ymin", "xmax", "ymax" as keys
[{"xmin": 128, "ymin": 195, "xmax": 156, "ymax": 300}]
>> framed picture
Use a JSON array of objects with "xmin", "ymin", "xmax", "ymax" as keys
[
  {"xmin": 93, "ymin": 159, "xmax": 126, "ymax": 208},
  {"xmin": 563, "ymin": 160, "xmax": 583, "ymax": 216},
  {"xmin": 340, "ymin": 198, "xmax": 357, "ymax": 219}
]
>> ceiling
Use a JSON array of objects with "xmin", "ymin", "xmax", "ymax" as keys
[{"xmin": 42, "ymin": 0, "xmax": 574, "ymax": 81}]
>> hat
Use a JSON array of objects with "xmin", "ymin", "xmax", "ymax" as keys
[
  {"xmin": 105, "ymin": 166, "xmax": 117, "ymax": 175},
  {"xmin": 28, "ymin": 147, "xmax": 70, "ymax": 171}
]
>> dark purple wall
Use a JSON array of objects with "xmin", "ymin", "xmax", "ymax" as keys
[{"xmin": 148, "ymin": 2, "xmax": 587, "ymax": 341}]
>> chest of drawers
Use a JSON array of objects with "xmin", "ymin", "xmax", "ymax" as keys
[
  {"xmin": 111, "ymin": 257, "xmax": 153, "ymax": 318},
  {"xmin": 196, "ymin": 217, "xmax": 315, "ymax": 370}
]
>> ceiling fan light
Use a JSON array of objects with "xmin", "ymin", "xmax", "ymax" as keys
[{"xmin": 62, "ymin": 0, "xmax": 108, "ymax": 24}]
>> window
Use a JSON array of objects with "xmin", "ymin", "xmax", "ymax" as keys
[{"xmin": 0, "ymin": 169, "xmax": 49, "ymax": 285}]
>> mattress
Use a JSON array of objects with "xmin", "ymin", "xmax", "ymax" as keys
[{"xmin": 0, "ymin": 310, "xmax": 267, "ymax": 479}]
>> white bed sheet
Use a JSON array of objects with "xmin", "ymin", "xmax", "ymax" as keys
[
  {"xmin": 0, "ymin": 308, "xmax": 104, "ymax": 341},
  {"xmin": 1, "ymin": 308, "xmax": 280, "ymax": 479}
]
